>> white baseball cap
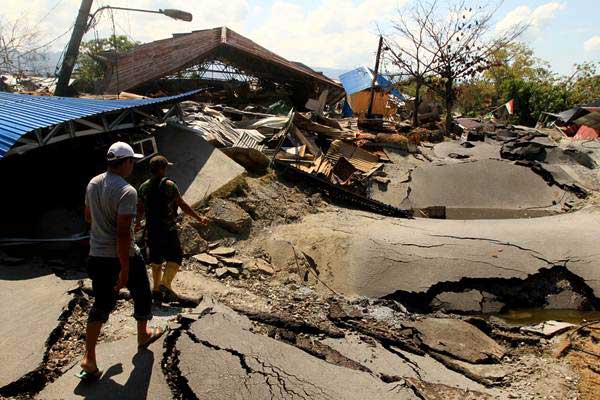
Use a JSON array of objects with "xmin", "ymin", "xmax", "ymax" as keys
[{"xmin": 106, "ymin": 141, "xmax": 143, "ymax": 161}]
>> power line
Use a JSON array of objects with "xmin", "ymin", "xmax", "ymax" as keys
[{"xmin": 36, "ymin": 0, "xmax": 66, "ymax": 25}]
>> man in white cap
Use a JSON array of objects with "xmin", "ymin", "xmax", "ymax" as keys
[{"xmin": 78, "ymin": 142, "xmax": 163, "ymax": 380}]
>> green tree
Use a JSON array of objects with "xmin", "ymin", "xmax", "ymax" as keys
[
  {"xmin": 566, "ymin": 61, "xmax": 600, "ymax": 106},
  {"xmin": 75, "ymin": 35, "xmax": 137, "ymax": 92}
]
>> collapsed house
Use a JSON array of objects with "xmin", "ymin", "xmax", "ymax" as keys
[
  {"xmin": 338, "ymin": 66, "xmax": 406, "ymax": 117},
  {"xmin": 97, "ymin": 27, "xmax": 344, "ymax": 110},
  {"xmin": 0, "ymin": 90, "xmax": 245, "ymax": 239},
  {"xmin": 537, "ymin": 101, "xmax": 600, "ymax": 140}
]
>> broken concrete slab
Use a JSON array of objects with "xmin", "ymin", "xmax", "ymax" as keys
[
  {"xmin": 520, "ymin": 321, "xmax": 576, "ymax": 337},
  {"xmin": 37, "ymin": 335, "xmax": 170, "ymax": 399},
  {"xmin": 258, "ymin": 207, "xmax": 600, "ymax": 299},
  {"xmin": 206, "ymin": 198, "xmax": 252, "ymax": 233},
  {"xmin": 245, "ymin": 259, "xmax": 275, "ymax": 275},
  {"xmin": 545, "ymin": 289, "xmax": 588, "ymax": 310},
  {"xmin": 0, "ymin": 265, "xmax": 77, "ymax": 390},
  {"xmin": 153, "ymin": 126, "xmax": 246, "ymax": 208},
  {"xmin": 321, "ymin": 334, "xmax": 486, "ymax": 392},
  {"xmin": 403, "ymin": 159, "xmax": 567, "ymax": 218},
  {"xmin": 192, "ymin": 253, "xmax": 219, "ymax": 266},
  {"xmin": 404, "ymin": 318, "xmax": 506, "ymax": 363},
  {"xmin": 433, "ymin": 141, "xmax": 500, "ymax": 161},
  {"xmin": 431, "ymin": 290, "xmax": 483, "ymax": 313},
  {"xmin": 179, "ymin": 306, "xmax": 418, "ymax": 399},
  {"xmin": 220, "ymin": 257, "xmax": 244, "ymax": 268},
  {"xmin": 209, "ymin": 247, "xmax": 236, "ymax": 258}
]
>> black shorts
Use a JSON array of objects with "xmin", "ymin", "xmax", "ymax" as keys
[
  {"xmin": 147, "ymin": 228, "xmax": 183, "ymax": 265},
  {"xmin": 87, "ymin": 254, "xmax": 153, "ymax": 323}
]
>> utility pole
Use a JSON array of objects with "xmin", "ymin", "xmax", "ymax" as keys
[
  {"xmin": 55, "ymin": 0, "xmax": 94, "ymax": 97},
  {"xmin": 367, "ymin": 35, "xmax": 383, "ymax": 118}
]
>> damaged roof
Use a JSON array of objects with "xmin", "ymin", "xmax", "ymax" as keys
[
  {"xmin": 0, "ymin": 90, "xmax": 200, "ymax": 159},
  {"xmin": 100, "ymin": 27, "xmax": 342, "ymax": 96}
]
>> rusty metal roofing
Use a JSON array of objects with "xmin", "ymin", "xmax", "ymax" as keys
[
  {"xmin": 102, "ymin": 27, "xmax": 342, "ymax": 94},
  {"xmin": 324, "ymin": 140, "xmax": 382, "ymax": 173}
]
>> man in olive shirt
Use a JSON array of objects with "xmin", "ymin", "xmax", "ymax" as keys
[{"xmin": 138, "ymin": 155, "xmax": 208, "ymax": 302}]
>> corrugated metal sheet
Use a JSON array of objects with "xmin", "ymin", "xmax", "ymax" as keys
[
  {"xmin": 103, "ymin": 27, "xmax": 342, "ymax": 94},
  {"xmin": 0, "ymin": 90, "xmax": 201, "ymax": 159},
  {"xmin": 324, "ymin": 140, "xmax": 382, "ymax": 173}
]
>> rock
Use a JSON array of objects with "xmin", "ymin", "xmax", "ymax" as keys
[
  {"xmin": 405, "ymin": 318, "xmax": 506, "ymax": 363},
  {"xmin": 209, "ymin": 247, "xmax": 236, "ymax": 258},
  {"xmin": 178, "ymin": 223, "xmax": 209, "ymax": 256},
  {"xmin": 220, "ymin": 257, "xmax": 244, "ymax": 267},
  {"xmin": 245, "ymin": 259, "xmax": 275, "ymax": 275},
  {"xmin": 215, "ymin": 267, "xmax": 239, "ymax": 279},
  {"xmin": 431, "ymin": 290, "xmax": 483, "ymax": 313},
  {"xmin": 520, "ymin": 321, "xmax": 576, "ymax": 337},
  {"xmin": 192, "ymin": 253, "xmax": 219, "ymax": 266},
  {"xmin": 206, "ymin": 198, "xmax": 252, "ymax": 233},
  {"xmin": 481, "ymin": 292, "xmax": 505, "ymax": 314},
  {"xmin": 545, "ymin": 290, "xmax": 587, "ymax": 310}
]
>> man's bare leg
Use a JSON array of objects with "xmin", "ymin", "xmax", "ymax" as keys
[
  {"xmin": 137, "ymin": 320, "xmax": 158, "ymax": 345},
  {"xmin": 81, "ymin": 321, "xmax": 103, "ymax": 372}
]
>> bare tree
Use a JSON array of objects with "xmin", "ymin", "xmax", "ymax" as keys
[
  {"xmin": 388, "ymin": 0, "xmax": 527, "ymax": 132},
  {"xmin": 0, "ymin": 17, "xmax": 45, "ymax": 76},
  {"xmin": 384, "ymin": 1, "xmax": 440, "ymax": 128}
]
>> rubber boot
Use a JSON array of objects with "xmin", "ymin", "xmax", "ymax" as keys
[
  {"xmin": 160, "ymin": 262, "xmax": 180, "ymax": 303},
  {"xmin": 151, "ymin": 263, "xmax": 163, "ymax": 302}
]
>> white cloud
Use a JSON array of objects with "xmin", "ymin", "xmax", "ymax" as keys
[
  {"xmin": 0, "ymin": 0, "xmax": 405, "ymax": 72},
  {"xmin": 583, "ymin": 36, "xmax": 600, "ymax": 53},
  {"xmin": 251, "ymin": 0, "xmax": 406, "ymax": 70},
  {"xmin": 496, "ymin": 2, "xmax": 565, "ymax": 41}
]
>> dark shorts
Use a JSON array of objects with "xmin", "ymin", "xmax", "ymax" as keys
[
  {"xmin": 87, "ymin": 254, "xmax": 153, "ymax": 323},
  {"xmin": 147, "ymin": 228, "xmax": 183, "ymax": 265}
]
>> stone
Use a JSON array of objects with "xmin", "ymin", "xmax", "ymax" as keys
[
  {"xmin": 545, "ymin": 290, "xmax": 587, "ymax": 310},
  {"xmin": 209, "ymin": 247, "xmax": 236, "ymax": 258},
  {"xmin": 206, "ymin": 198, "xmax": 252, "ymax": 233},
  {"xmin": 192, "ymin": 253, "xmax": 219, "ymax": 266},
  {"xmin": 245, "ymin": 259, "xmax": 275, "ymax": 275},
  {"xmin": 220, "ymin": 257, "xmax": 244, "ymax": 267},
  {"xmin": 520, "ymin": 321, "xmax": 576, "ymax": 338},
  {"xmin": 481, "ymin": 292, "xmax": 505, "ymax": 314},
  {"xmin": 431, "ymin": 290, "xmax": 483, "ymax": 313},
  {"xmin": 178, "ymin": 223, "xmax": 209, "ymax": 256},
  {"xmin": 215, "ymin": 267, "xmax": 239, "ymax": 279},
  {"xmin": 405, "ymin": 318, "xmax": 506, "ymax": 363}
]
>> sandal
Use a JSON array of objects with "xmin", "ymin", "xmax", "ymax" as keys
[
  {"xmin": 138, "ymin": 326, "xmax": 166, "ymax": 350},
  {"xmin": 75, "ymin": 367, "xmax": 102, "ymax": 381}
]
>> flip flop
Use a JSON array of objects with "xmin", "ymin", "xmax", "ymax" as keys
[
  {"xmin": 75, "ymin": 367, "xmax": 102, "ymax": 381},
  {"xmin": 138, "ymin": 326, "xmax": 166, "ymax": 350}
]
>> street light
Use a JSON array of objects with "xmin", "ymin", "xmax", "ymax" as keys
[
  {"xmin": 55, "ymin": 1, "xmax": 193, "ymax": 97},
  {"xmin": 87, "ymin": 6, "xmax": 193, "ymax": 28}
]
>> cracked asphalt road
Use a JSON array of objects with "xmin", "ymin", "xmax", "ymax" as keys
[{"xmin": 259, "ymin": 207, "xmax": 600, "ymax": 298}]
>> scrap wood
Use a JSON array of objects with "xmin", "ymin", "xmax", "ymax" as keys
[
  {"xmin": 294, "ymin": 113, "xmax": 346, "ymax": 137},
  {"xmin": 291, "ymin": 125, "xmax": 322, "ymax": 156}
]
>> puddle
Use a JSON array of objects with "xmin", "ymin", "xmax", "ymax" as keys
[{"xmin": 490, "ymin": 308, "xmax": 600, "ymax": 326}]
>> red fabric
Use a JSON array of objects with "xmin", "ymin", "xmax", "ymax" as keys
[
  {"xmin": 505, "ymin": 99, "xmax": 515, "ymax": 115},
  {"xmin": 573, "ymin": 125, "xmax": 600, "ymax": 140}
]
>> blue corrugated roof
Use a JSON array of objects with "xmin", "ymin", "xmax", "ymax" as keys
[
  {"xmin": 338, "ymin": 66, "xmax": 405, "ymax": 100},
  {"xmin": 0, "ymin": 90, "xmax": 201, "ymax": 159}
]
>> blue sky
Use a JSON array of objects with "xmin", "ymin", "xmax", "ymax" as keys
[{"xmin": 2, "ymin": 0, "xmax": 599, "ymax": 77}]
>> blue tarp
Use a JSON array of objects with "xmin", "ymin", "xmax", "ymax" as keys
[{"xmin": 338, "ymin": 66, "xmax": 405, "ymax": 100}]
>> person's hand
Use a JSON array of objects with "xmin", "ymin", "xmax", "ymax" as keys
[{"xmin": 114, "ymin": 270, "xmax": 129, "ymax": 292}]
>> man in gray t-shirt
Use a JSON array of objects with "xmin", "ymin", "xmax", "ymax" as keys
[{"xmin": 78, "ymin": 142, "xmax": 163, "ymax": 381}]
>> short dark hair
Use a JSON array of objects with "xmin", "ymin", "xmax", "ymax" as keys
[{"xmin": 107, "ymin": 157, "xmax": 133, "ymax": 168}]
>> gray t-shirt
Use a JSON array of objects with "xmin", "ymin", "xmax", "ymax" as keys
[{"xmin": 85, "ymin": 172, "xmax": 137, "ymax": 257}]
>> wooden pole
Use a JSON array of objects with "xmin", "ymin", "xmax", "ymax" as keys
[{"xmin": 367, "ymin": 35, "xmax": 383, "ymax": 117}]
